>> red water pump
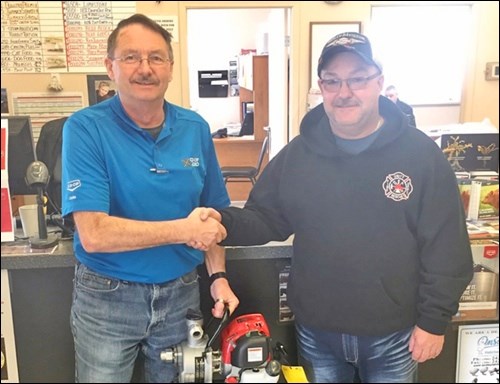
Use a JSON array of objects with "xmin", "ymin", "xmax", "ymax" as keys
[
  {"xmin": 220, "ymin": 313, "xmax": 281, "ymax": 382},
  {"xmin": 160, "ymin": 309, "xmax": 281, "ymax": 383}
]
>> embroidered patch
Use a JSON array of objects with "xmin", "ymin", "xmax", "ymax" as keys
[
  {"xmin": 182, "ymin": 157, "xmax": 200, "ymax": 167},
  {"xmin": 382, "ymin": 172, "xmax": 413, "ymax": 201}
]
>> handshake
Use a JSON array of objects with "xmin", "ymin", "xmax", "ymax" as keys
[{"xmin": 185, "ymin": 207, "xmax": 225, "ymax": 251}]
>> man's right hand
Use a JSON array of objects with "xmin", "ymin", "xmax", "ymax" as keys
[
  {"xmin": 185, "ymin": 208, "xmax": 225, "ymax": 251},
  {"xmin": 197, "ymin": 207, "xmax": 222, "ymax": 222}
]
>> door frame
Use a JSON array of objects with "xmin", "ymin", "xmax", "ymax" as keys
[{"xmin": 178, "ymin": 2, "xmax": 300, "ymax": 155}]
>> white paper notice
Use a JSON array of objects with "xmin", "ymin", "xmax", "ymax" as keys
[
  {"xmin": 456, "ymin": 324, "xmax": 499, "ymax": 383},
  {"xmin": 1, "ymin": 270, "xmax": 19, "ymax": 383}
]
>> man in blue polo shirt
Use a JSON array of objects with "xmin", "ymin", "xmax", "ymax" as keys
[{"xmin": 62, "ymin": 14, "xmax": 238, "ymax": 383}]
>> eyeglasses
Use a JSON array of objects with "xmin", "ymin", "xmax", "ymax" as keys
[
  {"xmin": 319, "ymin": 72, "xmax": 381, "ymax": 93},
  {"xmin": 110, "ymin": 54, "xmax": 171, "ymax": 67}
]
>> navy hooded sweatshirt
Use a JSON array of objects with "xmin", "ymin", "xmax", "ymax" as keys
[{"xmin": 220, "ymin": 96, "xmax": 473, "ymax": 336}]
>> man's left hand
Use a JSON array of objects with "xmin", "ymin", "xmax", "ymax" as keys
[
  {"xmin": 210, "ymin": 277, "xmax": 239, "ymax": 318},
  {"xmin": 409, "ymin": 326, "xmax": 444, "ymax": 363}
]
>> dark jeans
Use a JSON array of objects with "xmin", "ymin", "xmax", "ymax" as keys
[{"xmin": 296, "ymin": 322, "xmax": 418, "ymax": 383}]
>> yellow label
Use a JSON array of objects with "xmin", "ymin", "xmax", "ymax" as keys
[{"xmin": 281, "ymin": 365, "xmax": 309, "ymax": 383}]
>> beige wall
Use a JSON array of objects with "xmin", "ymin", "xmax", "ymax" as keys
[
  {"xmin": 2, "ymin": 1, "xmax": 498, "ymax": 135},
  {"xmin": 295, "ymin": 1, "xmax": 499, "ymax": 132},
  {"xmin": 462, "ymin": 1, "xmax": 499, "ymax": 127}
]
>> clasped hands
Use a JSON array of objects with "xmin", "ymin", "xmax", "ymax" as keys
[{"xmin": 186, "ymin": 207, "xmax": 224, "ymax": 251}]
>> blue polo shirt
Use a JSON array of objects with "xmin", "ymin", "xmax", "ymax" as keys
[{"xmin": 62, "ymin": 96, "xmax": 230, "ymax": 283}]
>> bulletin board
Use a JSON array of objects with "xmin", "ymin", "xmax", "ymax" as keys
[
  {"xmin": 1, "ymin": 2, "xmax": 181, "ymax": 75},
  {"xmin": 0, "ymin": 1, "xmax": 135, "ymax": 73}
]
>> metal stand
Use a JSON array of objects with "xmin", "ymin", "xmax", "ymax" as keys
[{"xmin": 29, "ymin": 189, "xmax": 59, "ymax": 249}]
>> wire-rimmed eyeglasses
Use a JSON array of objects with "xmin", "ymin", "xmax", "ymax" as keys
[
  {"xmin": 110, "ymin": 54, "xmax": 171, "ymax": 67},
  {"xmin": 319, "ymin": 72, "xmax": 381, "ymax": 93}
]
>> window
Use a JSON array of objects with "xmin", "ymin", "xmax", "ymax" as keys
[{"xmin": 370, "ymin": 5, "xmax": 472, "ymax": 105}]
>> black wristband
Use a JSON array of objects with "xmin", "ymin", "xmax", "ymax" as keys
[{"xmin": 209, "ymin": 271, "xmax": 227, "ymax": 285}]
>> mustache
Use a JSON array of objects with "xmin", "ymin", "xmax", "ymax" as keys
[
  {"xmin": 334, "ymin": 99, "xmax": 359, "ymax": 108},
  {"xmin": 133, "ymin": 76, "xmax": 158, "ymax": 85}
]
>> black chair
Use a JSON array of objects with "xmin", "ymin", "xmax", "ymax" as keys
[
  {"xmin": 36, "ymin": 117, "xmax": 74, "ymax": 237},
  {"xmin": 221, "ymin": 136, "xmax": 269, "ymax": 185},
  {"xmin": 36, "ymin": 117, "xmax": 67, "ymax": 214}
]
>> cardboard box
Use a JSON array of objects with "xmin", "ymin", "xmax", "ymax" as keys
[
  {"xmin": 469, "ymin": 180, "xmax": 499, "ymax": 220},
  {"xmin": 458, "ymin": 179, "xmax": 473, "ymax": 216}
]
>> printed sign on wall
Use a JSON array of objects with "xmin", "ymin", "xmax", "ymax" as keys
[{"xmin": 456, "ymin": 323, "xmax": 499, "ymax": 383}]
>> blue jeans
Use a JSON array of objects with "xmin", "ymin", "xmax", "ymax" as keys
[
  {"xmin": 295, "ymin": 322, "xmax": 418, "ymax": 383},
  {"xmin": 71, "ymin": 262, "xmax": 200, "ymax": 383}
]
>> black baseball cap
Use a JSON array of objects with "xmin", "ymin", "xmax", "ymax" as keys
[{"xmin": 317, "ymin": 32, "xmax": 381, "ymax": 77}]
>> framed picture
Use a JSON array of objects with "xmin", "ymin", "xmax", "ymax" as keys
[
  {"xmin": 309, "ymin": 22, "xmax": 361, "ymax": 90},
  {"xmin": 87, "ymin": 75, "xmax": 117, "ymax": 106}
]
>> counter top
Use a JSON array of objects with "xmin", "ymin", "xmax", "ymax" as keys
[
  {"xmin": 1, "ymin": 238, "xmax": 293, "ymax": 270},
  {"xmin": 212, "ymin": 136, "xmax": 257, "ymax": 143}
]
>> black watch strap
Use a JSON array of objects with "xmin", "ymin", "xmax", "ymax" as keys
[{"xmin": 209, "ymin": 271, "xmax": 227, "ymax": 285}]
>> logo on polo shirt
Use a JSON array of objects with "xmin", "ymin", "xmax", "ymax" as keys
[
  {"xmin": 182, "ymin": 157, "xmax": 200, "ymax": 167},
  {"xmin": 382, "ymin": 172, "xmax": 413, "ymax": 201},
  {"xmin": 67, "ymin": 179, "xmax": 81, "ymax": 192}
]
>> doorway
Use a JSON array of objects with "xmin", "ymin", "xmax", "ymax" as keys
[{"xmin": 185, "ymin": 6, "xmax": 292, "ymax": 159}]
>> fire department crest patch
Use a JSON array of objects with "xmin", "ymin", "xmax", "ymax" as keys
[{"xmin": 382, "ymin": 172, "xmax": 413, "ymax": 201}]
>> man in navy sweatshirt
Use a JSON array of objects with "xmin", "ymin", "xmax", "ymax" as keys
[{"xmin": 200, "ymin": 32, "xmax": 473, "ymax": 383}]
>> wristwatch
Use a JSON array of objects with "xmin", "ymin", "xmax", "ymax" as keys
[{"xmin": 209, "ymin": 271, "xmax": 227, "ymax": 284}]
